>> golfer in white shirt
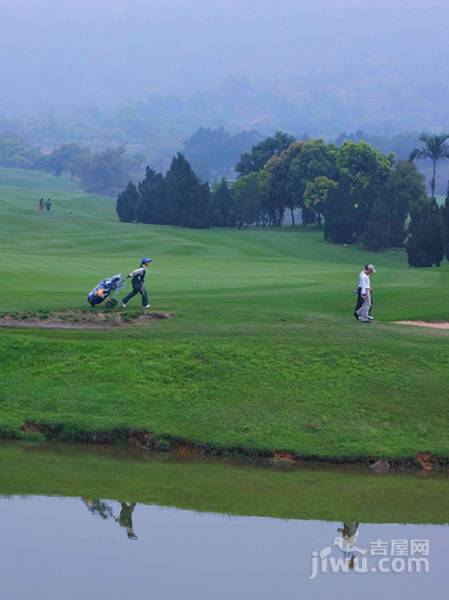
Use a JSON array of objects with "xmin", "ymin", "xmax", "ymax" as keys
[{"xmin": 354, "ymin": 264, "xmax": 376, "ymax": 323}]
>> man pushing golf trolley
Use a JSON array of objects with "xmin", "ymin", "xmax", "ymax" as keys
[{"xmin": 87, "ymin": 258, "xmax": 152, "ymax": 309}]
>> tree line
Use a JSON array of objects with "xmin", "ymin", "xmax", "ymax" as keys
[
  {"xmin": 0, "ymin": 136, "xmax": 143, "ymax": 195},
  {"xmin": 43, "ymin": 144, "xmax": 144, "ymax": 196},
  {"xmin": 116, "ymin": 131, "xmax": 449, "ymax": 267}
]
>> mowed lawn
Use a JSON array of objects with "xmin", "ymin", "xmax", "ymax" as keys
[{"xmin": 0, "ymin": 168, "xmax": 448, "ymax": 460}]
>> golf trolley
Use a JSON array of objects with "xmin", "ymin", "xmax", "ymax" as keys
[{"xmin": 87, "ymin": 274, "xmax": 126, "ymax": 308}]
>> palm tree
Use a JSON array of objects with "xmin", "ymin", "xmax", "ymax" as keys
[{"xmin": 409, "ymin": 133, "xmax": 449, "ymax": 199}]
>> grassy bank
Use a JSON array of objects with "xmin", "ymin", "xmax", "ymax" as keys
[
  {"xmin": 1, "ymin": 442, "xmax": 449, "ymax": 524},
  {"xmin": 1, "ymin": 168, "xmax": 449, "ymax": 462}
]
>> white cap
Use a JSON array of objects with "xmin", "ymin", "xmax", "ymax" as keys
[{"xmin": 365, "ymin": 264, "xmax": 376, "ymax": 273}]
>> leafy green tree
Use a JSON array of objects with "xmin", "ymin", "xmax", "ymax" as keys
[
  {"xmin": 303, "ymin": 176, "xmax": 337, "ymax": 226},
  {"xmin": 235, "ymin": 131, "xmax": 295, "ymax": 177},
  {"xmin": 260, "ymin": 142, "xmax": 310, "ymax": 226},
  {"xmin": 0, "ymin": 136, "xmax": 41, "ymax": 169},
  {"xmin": 406, "ymin": 199, "xmax": 444, "ymax": 267},
  {"xmin": 44, "ymin": 144, "xmax": 90, "ymax": 178},
  {"xmin": 210, "ymin": 178, "xmax": 235, "ymax": 226},
  {"xmin": 79, "ymin": 146, "xmax": 142, "ymax": 195},
  {"xmin": 286, "ymin": 140, "xmax": 338, "ymax": 222},
  {"xmin": 263, "ymin": 153, "xmax": 290, "ymax": 225},
  {"xmin": 272, "ymin": 142, "xmax": 305, "ymax": 226},
  {"xmin": 337, "ymin": 140, "xmax": 392, "ymax": 189},
  {"xmin": 363, "ymin": 199, "xmax": 391, "ymax": 251},
  {"xmin": 116, "ymin": 181, "xmax": 139, "ymax": 223},
  {"xmin": 382, "ymin": 160, "xmax": 427, "ymax": 246},
  {"xmin": 232, "ymin": 173, "xmax": 264, "ymax": 228},
  {"xmin": 165, "ymin": 153, "xmax": 211, "ymax": 228},
  {"xmin": 409, "ymin": 133, "xmax": 449, "ymax": 199},
  {"xmin": 325, "ymin": 141, "xmax": 393, "ymax": 243},
  {"xmin": 136, "ymin": 167, "xmax": 167, "ymax": 224}
]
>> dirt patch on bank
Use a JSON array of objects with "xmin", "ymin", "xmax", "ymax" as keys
[
  {"xmin": 395, "ymin": 320, "xmax": 449, "ymax": 330},
  {"xmin": 0, "ymin": 310, "xmax": 172, "ymax": 330}
]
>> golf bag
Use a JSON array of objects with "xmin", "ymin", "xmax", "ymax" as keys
[{"xmin": 87, "ymin": 274, "xmax": 125, "ymax": 308}]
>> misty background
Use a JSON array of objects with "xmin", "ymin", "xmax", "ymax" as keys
[{"xmin": 1, "ymin": 0, "xmax": 448, "ymax": 188}]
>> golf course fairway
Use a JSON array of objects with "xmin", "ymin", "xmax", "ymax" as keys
[{"xmin": 1, "ymin": 167, "xmax": 448, "ymax": 463}]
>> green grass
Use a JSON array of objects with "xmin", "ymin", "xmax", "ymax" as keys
[
  {"xmin": 1, "ymin": 167, "xmax": 449, "ymax": 461},
  {"xmin": 1, "ymin": 442, "xmax": 449, "ymax": 524}
]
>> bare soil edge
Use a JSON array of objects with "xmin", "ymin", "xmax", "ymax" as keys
[
  {"xmin": 0, "ymin": 310, "xmax": 173, "ymax": 330},
  {"xmin": 394, "ymin": 320, "xmax": 449, "ymax": 330},
  {"xmin": 16, "ymin": 421, "xmax": 449, "ymax": 473}
]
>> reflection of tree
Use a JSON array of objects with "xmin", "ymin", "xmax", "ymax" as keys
[{"xmin": 81, "ymin": 498, "xmax": 138, "ymax": 540}]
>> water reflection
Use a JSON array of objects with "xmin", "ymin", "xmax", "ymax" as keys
[
  {"xmin": 81, "ymin": 500, "xmax": 364, "ymax": 563},
  {"xmin": 83, "ymin": 498, "xmax": 138, "ymax": 540},
  {"xmin": 0, "ymin": 495, "xmax": 447, "ymax": 600},
  {"xmin": 335, "ymin": 522, "xmax": 361, "ymax": 569},
  {"xmin": 119, "ymin": 502, "xmax": 138, "ymax": 540}
]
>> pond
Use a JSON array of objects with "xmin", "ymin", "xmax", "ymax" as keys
[{"xmin": 0, "ymin": 443, "xmax": 448, "ymax": 599}]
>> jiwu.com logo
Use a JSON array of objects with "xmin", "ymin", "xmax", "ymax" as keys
[{"xmin": 309, "ymin": 523, "xmax": 430, "ymax": 580}]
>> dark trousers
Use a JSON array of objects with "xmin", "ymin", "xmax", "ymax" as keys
[
  {"xmin": 122, "ymin": 286, "xmax": 148, "ymax": 306},
  {"xmin": 354, "ymin": 288, "xmax": 373, "ymax": 317}
]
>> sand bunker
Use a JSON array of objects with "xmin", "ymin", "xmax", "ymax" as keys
[
  {"xmin": 395, "ymin": 320, "xmax": 449, "ymax": 330},
  {"xmin": 0, "ymin": 310, "xmax": 172, "ymax": 330}
]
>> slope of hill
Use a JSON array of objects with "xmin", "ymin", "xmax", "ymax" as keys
[{"xmin": 0, "ymin": 168, "xmax": 448, "ymax": 463}]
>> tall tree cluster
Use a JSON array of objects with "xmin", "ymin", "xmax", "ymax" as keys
[
  {"xmin": 402, "ymin": 135, "xmax": 449, "ymax": 267},
  {"xmin": 231, "ymin": 135, "xmax": 427, "ymax": 251},
  {"xmin": 232, "ymin": 134, "xmax": 449, "ymax": 266},
  {"xmin": 117, "ymin": 133, "xmax": 449, "ymax": 268},
  {"xmin": 116, "ymin": 153, "xmax": 211, "ymax": 228}
]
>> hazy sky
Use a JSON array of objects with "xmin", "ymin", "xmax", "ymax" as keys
[{"xmin": 1, "ymin": 0, "xmax": 448, "ymax": 115}]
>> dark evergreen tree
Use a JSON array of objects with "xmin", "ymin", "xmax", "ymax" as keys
[
  {"xmin": 116, "ymin": 181, "xmax": 139, "ymax": 223},
  {"xmin": 136, "ymin": 167, "xmax": 167, "ymax": 224},
  {"xmin": 232, "ymin": 173, "xmax": 264, "ymax": 228},
  {"xmin": 324, "ymin": 175, "xmax": 359, "ymax": 244},
  {"xmin": 165, "ymin": 153, "xmax": 211, "ymax": 228},
  {"xmin": 382, "ymin": 160, "xmax": 427, "ymax": 246},
  {"xmin": 210, "ymin": 178, "xmax": 235, "ymax": 226},
  {"xmin": 363, "ymin": 199, "xmax": 391, "ymax": 251},
  {"xmin": 406, "ymin": 199, "xmax": 444, "ymax": 267},
  {"xmin": 301, "ymin": 206, "xmax": 317, "ymax": 226},
  {"xmin": 441, "ymin": 192, "xmax": 449, "ymax": 262}
]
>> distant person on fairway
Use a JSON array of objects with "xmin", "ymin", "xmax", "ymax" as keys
[
  {"xmin": 45, "ymin": 198, "xmax": 52, "ymax": 211},
  {"xmin": 38, "ymin": 197, "xmax": 44, "ymax": 211},
  {"xmin": 121, "ymin": 257, "xmax": 152, "ymax": 308},
  {"xmin": 354, "ymin": 264, "xmax": 376, "ymax": 323}
]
